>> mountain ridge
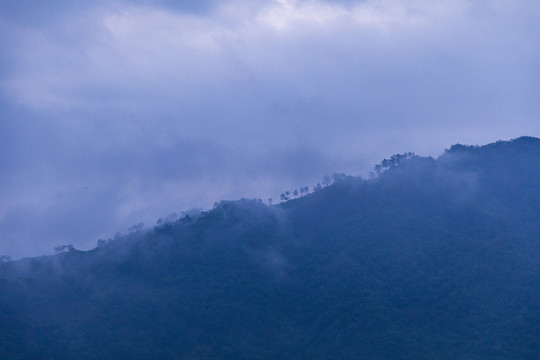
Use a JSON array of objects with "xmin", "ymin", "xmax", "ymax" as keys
[{"xmin": 1, "ymin": 136, "xmax": 539, "ymax": 359}]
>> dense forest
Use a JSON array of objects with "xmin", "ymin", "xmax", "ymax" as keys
[{"xmin": 1, "ymin": 137, "xmax": 540, "ymax": 359}]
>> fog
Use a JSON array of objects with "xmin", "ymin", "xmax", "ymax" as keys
[{"xmin": 1, "ymin": 0, "xmax": 540, "ymax": 258}]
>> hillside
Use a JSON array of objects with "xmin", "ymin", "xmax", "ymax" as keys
[{"xmin": 1, "ymin": 137, "xmax": 540, "ymax": 359}]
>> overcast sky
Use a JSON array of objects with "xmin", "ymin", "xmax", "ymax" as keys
[{"xmin": 1, "ymin": 0, "xmax": 539, "ymax": 258}]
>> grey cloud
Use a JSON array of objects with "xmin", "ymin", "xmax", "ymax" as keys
[{"xmin": 1, "ymin": 0, "xmax": 540, "ymax": 258}]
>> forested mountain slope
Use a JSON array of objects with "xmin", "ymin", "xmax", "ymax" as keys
[{"xmin": 1, "ymin": 137, "xmax": 540, "ymax": 359}]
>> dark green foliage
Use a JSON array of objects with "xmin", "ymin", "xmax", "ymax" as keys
[{"xmin": 1, "ymin": 137, "xmax": 540, "ymax": 359}]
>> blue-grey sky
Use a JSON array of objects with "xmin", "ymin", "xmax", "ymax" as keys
[{"xmin": 1, "ymin": 0, "xmax": 540, "ymax": 258}]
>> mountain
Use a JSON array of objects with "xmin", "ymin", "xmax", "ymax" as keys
[{"xmin": 1, "ymin": 137, "xmax": 540, "ymax": 359}]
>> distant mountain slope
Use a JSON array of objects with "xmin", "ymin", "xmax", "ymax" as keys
[{"xmin": 1, "ymin": 137, "xmax": 540, "ymax": 359}]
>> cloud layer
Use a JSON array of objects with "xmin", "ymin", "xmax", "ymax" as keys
[{"xmin": 1, "ymin": 0, "xmax": 540, "ymax": 257}]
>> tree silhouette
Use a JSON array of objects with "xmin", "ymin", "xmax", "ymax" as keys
[{"xmin": 54, "ymin": 244, "xmax": 74, "ymax": 253}]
